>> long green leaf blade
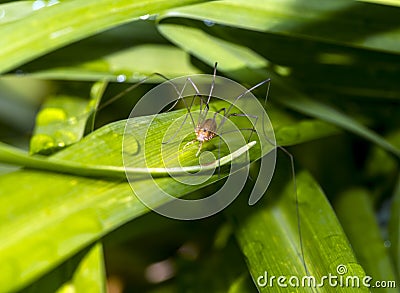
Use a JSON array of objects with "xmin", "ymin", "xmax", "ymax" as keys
[
  {"xmin": 0, "ymin": 0, "xmax": 205, "ymax": 73},
  {"xmin": 160, "ymin": 0, "xmax": 400, "ymax": 54},
  {"xmin": 334, "ymin": 188, "xmax": 398, "ymax": 292},
  {"xmin": 0, "ymin": 108, "xmax": 340, "ymax": 292},
  {"xmin": 157, "ymin": 22, "xmax": 400, "ymax": 158},
  {"xmin": 229, "ymin": 171, "xmax": 368, "ymax": 292}
]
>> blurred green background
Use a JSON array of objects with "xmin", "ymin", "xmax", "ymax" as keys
[{"xmin": 0, "ymin": 0, "xmax": 399, "ymax": 292}]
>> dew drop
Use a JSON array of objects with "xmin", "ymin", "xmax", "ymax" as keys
[
  {"xmin": 48, "ymin": 0, "xmax": 60, "ymax": 6},
  {"xmin": 139, "ymin": 14, "xmax": 150, "ymax": 20},
  {"xmin": 30, "ymin": 134, "xmax": 55, "ymax": 154},
  {"xmin": 37, "ymin": 108, "xmax": 67, "ymax": 125},
  {"xmin": 32, "ymin": 0, "xmax": 46, "ymax": 11},
  {"xmin": 203, "ymin": 19, "xmax": 215, "ymax": 27},
  {"xmin": 116, "ymin": 74, "xmax": 127, "ymax": 83}
]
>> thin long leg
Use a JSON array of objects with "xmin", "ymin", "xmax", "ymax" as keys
[
  {"xmin": 199, "ymin": 62, "xmax": 218, "ymax": 125},
  {"xmin": 222, "ymin": 112, "xmax": 258, "ymax": 143},
  {"xmin": 96, "ymin": 73, "xmax": 172, "ymax": 114},
  {"xmin": 211, "ymin": 104, "xmax": 225, "ymax": 178},
  {"xmin": 206, "ymin": 62, "xmax": 218, "ymax": 107},
  {"xmin": 90, "ymin": 72, "xmax": 206, "ymax": 147},
  {"xmin": 99, "ymin": 73, "xmax": 201, "ymax": 146},
  {"xmin": 85, "ymin": 72, "xmax": 179, "ymax": 135},
  {"xmin": 212, "ymin": 107, "xmax": 226, "ymax": 120},
  {"xmin": 66, "ymin": 74, "xmax": 168, "ymax": 132},
  {"xmin": 212, "ymin": 77, "xmax": 306, "ymax": 273},
  {"xmin": 218, "ymin": 123, "xmax": 306, "ymax": 273},
  {"xmin": 186, "ymin": 77, "xmax": 210, "ymax": 128},
  {"xmin": 158, "ymin": 75, "xmax": 198, "ymax": 130},
  {"xmin": 162, "ymin": 77, "xmax": 208, "ymax": 145},
  {"xmin": 276, "ymin": 145, "xmax": 307, "ymax": 274},
  {"xmin": 213, "ymin": 110, "xmax": 259, "ymax": 150},
  {"xmin": 215, "ymin": 126, "xmax": 257, "ymax": 179},
  {"xmin": 217, "ymin": 132, "xmax": 222, "ymax": 178},
  {"xmin": 225, "ymin": 78, "xmax": 271, "ymax": 118},
  {"xmin": 212, "ymin": 108, "xmax": 255, "ymax": 178},
  {"xmin": 212, "ymin": 78, "xmax": 270, "ymax": 135}
]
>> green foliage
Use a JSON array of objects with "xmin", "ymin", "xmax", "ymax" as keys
[{"xmin": 0, "ymin": 0, "xmax": 399, "ymax": 292}]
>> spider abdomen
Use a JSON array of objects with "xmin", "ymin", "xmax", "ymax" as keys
[{"xmin": 195, "ymin": 118, "xmax": 217, "ymax": 142}]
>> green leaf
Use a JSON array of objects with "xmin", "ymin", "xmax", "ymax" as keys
[
  {"xmin": 0, "ymin": 103, "xmax": 340, "ymax": 292},
  {"xmin": 54, "ymin": 243, "xmax": 106, "ymax": 293},
  {"xmin": 0, "ymin": 169, "xmax": 132, "ymax": 293},
  {"xmin": 157, "ymin": 23, "xmax": 268, "ymax": 79},
  {"xmin": 0, "ymin": 1, "xmax": 35, "ymax": 25},
  {"xmin": 157, "ymin": 18, "xmax": 400, "ymax": 158},
  {"xmin": 0, "ymin": 0, "xmax": 206, "ymax": 73},
  {"xmin": 229, "ymin": 170, "xmax": 368, "ymax": 292},
  {"xmin": 0, "ymin": 98, "xmax": 340, "ymax": 178},
  {"xmin": 334, "ymin": 188, "xmax": 398, "ymax": 290},
  {"xmin": 69, "ymin": 243, "xmax": 106, "ymax": 293},
  {"xmin": 30, "ymin": 80, "xmax": 107, "ymax": 155},
  {"xmin": 1, "ymin": 0, "xmax": 398, "ymax": 291},
  {"xmin": 21, "ymin": 242, "xmax": 106, "ymax": 293},
  {"xmin": 28, "ymin": 43, "xmax": 202, "ymax": 82},
  {"xmin": 359, "ymin": 0, "xmax": 400, "ymax": 7},
  {"xmin": 30, "ymin": 95, "xmax": 91, "ymax": 155},
  {"xmin": 160, "ymin": 0, "xmax": 400, "ymax": 54},
  {"xmin": 0, "ymin": 107, "xmax": 253, "ymax": 292},
  {"xmin": 271, "ymin": 81, "xmax": 400, "ymax": 158},
  {"xmin": 0, "ymin": 116, "xmax": 256, "ymax": 178}
]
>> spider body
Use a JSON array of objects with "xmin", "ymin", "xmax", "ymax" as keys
[
  {"xmin": 195, "ymin": 118, "xmax": 217, "ymax": 142},
  {"xmin": 192, "ymin": 118, "xmax": 218, "ymax": 157}
]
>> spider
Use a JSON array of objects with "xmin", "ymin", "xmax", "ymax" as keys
[{"xmin": 160, "ymin": 62, "xmax": 271, "ymax": 161}]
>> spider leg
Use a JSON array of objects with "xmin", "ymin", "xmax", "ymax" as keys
[{"xmin": 162, "ymin": 77, "xmax": 207, "ymax": 145}]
